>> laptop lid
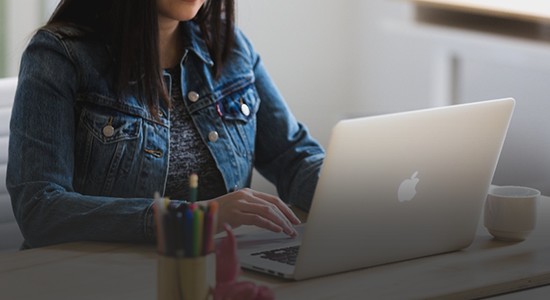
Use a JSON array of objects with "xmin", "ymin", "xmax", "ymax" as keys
[{"xmin": 291, "ymin": 98, "xmax": 515, "ymax": 280}]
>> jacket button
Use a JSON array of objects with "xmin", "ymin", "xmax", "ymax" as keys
[
  {"xmin": 208, "ymin": 131, "xmax": 219, "ymax": 142},
  {"xmin": 102, "ymin": 125, "xmax": 115, "ymax": 137},
  {"xmin": 188, "ymin": 91, "xmax": 200, "ymax": 102},
  {"xmin": 241, "ymin": 103, "xmax": 250, "ymax": 116}
]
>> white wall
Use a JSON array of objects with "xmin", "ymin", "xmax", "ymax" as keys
[
  {"xmin": 3, "ymin": 0, "xmax": 58, "ymax": 77},
  {"xmin": 4, "ymin": 0, "xmax": 42, "ymax": 76}
]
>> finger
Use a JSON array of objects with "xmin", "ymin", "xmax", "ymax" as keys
[
  {"xmin": 245, "ymin": 194, "xmax": 301, "ymax": 235},
  {"xmin": 240, "ymin": 189, "xmax": 301, "ymax": 229},
  {"xmin": 214, "ymin": 190, "xmax": 298, "ymax": 236},
  {"xmin": 231, "ymin": 190, "xmax": 294, "ymax": 230},
  {"xmin": 250, "ymin": 190, "xmax": 301, "ymax": 225},
  {"xmin": 236, "ymin": 211, "xmax": 284, "ymax": 234},
  {"xmin": 238, "ymin": 201, "xmax": 297, "ymax": 237}
]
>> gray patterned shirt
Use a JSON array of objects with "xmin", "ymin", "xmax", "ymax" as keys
[{"xmin": 164, "ymin": 66, "xmax": 227, "ymax": 201}]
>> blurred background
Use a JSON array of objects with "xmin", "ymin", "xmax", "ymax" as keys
[{"xmin": 1, "ymin": 0, "xmax": 549, "ymax": 196}]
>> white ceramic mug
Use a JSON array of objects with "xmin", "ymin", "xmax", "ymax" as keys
[{"xmin": 484, "ymin": 186, "xmax": 540, "ymax": 242}]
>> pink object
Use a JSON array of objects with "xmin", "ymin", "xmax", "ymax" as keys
[{"xmin": 214, "ymin": 224, "xmax": 274, "ymax": 300}]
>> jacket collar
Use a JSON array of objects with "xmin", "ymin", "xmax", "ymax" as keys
[{"xmin": 179, "ymin": 21, "xmax": 214, "ymax": 67}]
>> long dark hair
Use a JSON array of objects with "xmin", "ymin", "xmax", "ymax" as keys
[{"xmin": 46, "ymin": 0, "xmax": 235, "ymax": 118}]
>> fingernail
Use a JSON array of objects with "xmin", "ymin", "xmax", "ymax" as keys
[{"xmin": 286, "ymin": 227, "xmax": 298, "ymax": 237}]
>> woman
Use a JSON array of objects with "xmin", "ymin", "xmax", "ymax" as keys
[{"xmin": 7, "ymin": 0, "xmax": 324, "ymax": 249}]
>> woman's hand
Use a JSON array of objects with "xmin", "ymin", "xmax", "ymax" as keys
[{"xmin": 207, "ymin": 188, "xmax": 300, "ymax": 237}]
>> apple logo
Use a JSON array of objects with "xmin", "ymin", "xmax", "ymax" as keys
[{"xmin": 398, "ymin": 171, "xmax": 419, "ymax": 202}]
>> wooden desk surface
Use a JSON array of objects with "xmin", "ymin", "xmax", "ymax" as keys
[
  {"xmin": 0, "ymin": 196, "xmax": 549, "ymax": 300},
  {"xmin": 411, "ymin": 0, "xmax": 550, "ymax": 24}
]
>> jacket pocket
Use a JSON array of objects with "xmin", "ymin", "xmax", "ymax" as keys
[
  {"xmin": 74, "ymin": 106, "xmax": 142, "ymax": 195},
  {"xmin": 217, "ymin": 84, "xmax": 260, "ymax": 157}
]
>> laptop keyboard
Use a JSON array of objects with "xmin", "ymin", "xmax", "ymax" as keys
[{"xmin": 251, "ymin": 245, "xmax": 300, "ymax": 266}]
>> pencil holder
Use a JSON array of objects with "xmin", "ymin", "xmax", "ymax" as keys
[{"xmin": 157, "ymin": 253, "xmax": 216, "ymax": 300}]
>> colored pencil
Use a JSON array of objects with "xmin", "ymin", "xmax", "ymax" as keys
[
  {"xmin": 193, "ymin": 207, "xmax": 204, "ymax": 257},
  {"xmin": 189, "ymin": 173, "xmax": 198, "ymax": 203}
]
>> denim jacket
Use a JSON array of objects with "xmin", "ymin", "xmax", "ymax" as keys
[{"xmin": 7, "ymin": 21, "xmax": 324, "ymax": 248}]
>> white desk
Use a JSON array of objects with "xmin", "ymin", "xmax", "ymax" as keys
[{"xmin": 0, "ymin": 196, "xmax": 549, "ymax": 299}]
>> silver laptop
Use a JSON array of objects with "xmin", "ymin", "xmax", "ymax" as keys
[{"xmin": 237, "ymin": 98, "xmax": 515, "ymax": 280}]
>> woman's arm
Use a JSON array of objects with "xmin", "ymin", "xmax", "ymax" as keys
[
  {"xmin": 7, "ymin": 30, "xmax": 156, "ymax": 248},
  {"xmin": 235, "ymin": 29, "xmax": 325, "ymax": 211}
]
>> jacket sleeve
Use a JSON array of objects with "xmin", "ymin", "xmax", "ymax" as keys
[
  {"xmin": 6, "ymin": 30, "xmax": 156, "ymax": 248},
  {"xmin": 235, "ymin": 29, "xmax": 325, "ymax": 211}
]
